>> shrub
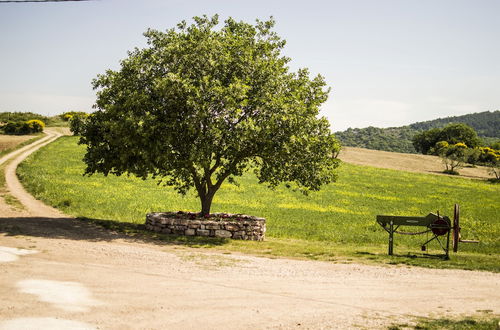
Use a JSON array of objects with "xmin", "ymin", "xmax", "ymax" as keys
[
  {"xmin": 430, "ymin": 140, "xmax": 449, "ymax": 155},
  {"xmin": 2, "ymin": 119, "xmax": 45, "ymax": 135},
  {"xmin": 466, "ymin": 147, "xmax": 481, "ymax": 165},
  {"xmin": 479, "ymin": 147, "xmax": 500, "ymax": 181},
  {"xmin": 26, "ymin": 119, "xmax": 45, "ymax": 132},
  {"xmin": 3, "ymin": 122, "xmax": 22, "ymax": 134},
  {"xmin": 478, "ymin": 147, "xmax": 500, "ymax": 164},
  {"xmin": 60, "ymin": 111, "xmax": 88, "ymax": 121},
  {"xmin": 438, "ymin": 143, "xmax": 469, "ymax": 175}
]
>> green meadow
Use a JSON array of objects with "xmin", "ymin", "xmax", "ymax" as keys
[{"xmin": 17, "ymin": 136, "xmax": 500, "ymax": 271}]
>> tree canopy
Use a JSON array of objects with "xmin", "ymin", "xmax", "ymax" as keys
[
  {"xmin": 335, "ymin": 111, "xmax": 500, "ymax": 154},
  {"xmin": 79, "ymin": 15, "xmax": 340, "ymax": 214},
  {"xmin": 412, "ymin": 123, "xmax": 481, "ymax": 155}
]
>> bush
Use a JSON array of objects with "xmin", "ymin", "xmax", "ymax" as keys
[
  {"xmin": 60, "ymin": 111, "xmax": 88, "ymax": 121},
  {"xmin": 430, "ymin": 140, "xmax": 449, "ymax": 155},
  {"xmin": 481, "ymin": 148, "xmax": 500, "ymax": 180},
  {"xmin": 26, "ymin": 119, "xmax": 45, "ymax": 132},
  {"xmin": 438, "ymin": 143, "xmax": 470, "ymax": 175},
  {"xmin": 478, "ymin": 147, "xmax": 500, "ymax": 164},
  {"xmin": 2, "ymin": 119, "xmax": 45, "ymax": 135},
  {"xmin": 3, "ymin": 122, "xmax": 21, "ymax": 134},
  {"xmin": 466, "ymin": 147, "xmax": 481, "ymax": 165}
]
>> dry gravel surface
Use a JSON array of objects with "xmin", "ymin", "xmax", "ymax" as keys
[{"xmin": 0, "ymin": 131, "xmax": 499, "ymax": 329}]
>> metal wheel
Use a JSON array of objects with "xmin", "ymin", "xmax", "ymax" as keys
[
  {"xmin": 431, "ymin": 218, "xmax": 450, "ymax": 236},
  {"xmin": 453, "ymin": 204, "xmax": 460, "ymax": 252}
]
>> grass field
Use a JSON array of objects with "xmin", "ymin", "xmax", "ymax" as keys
[{"xmin": 17, "ymin": 136, "xmax": 500, "ymax": 271}]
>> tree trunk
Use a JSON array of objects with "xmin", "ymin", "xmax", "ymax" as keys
[{"xmin": 200, "ymin": 189, "xmax": 215, "ymax": 215}]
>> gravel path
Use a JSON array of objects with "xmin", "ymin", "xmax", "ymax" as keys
[{"xmin": 0, "ymin": 132, "xmax": 498, "ymax": 329}]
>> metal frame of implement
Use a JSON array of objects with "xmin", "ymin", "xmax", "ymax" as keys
[{"xmin": 376, "ymin": 204, "xmax": 467, "ymax": 259}]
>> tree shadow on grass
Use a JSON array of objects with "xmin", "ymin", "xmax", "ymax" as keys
[
  {"xmin": 354, "ymin": 251, "xmax": 449, "ymax": 260},
  {"xmin": 0, "ymin": 216, "xmax": 229, "ymax": 247}
]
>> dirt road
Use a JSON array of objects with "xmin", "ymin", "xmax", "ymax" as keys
[{"xmin": 0, "ymin": 132, "xmax": 499, "ymax": 329}]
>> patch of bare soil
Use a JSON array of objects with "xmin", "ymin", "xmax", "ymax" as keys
[
  {"xmin": 339, "ymin": 147, "xmax": 492, "ymax": 180},
  {"xmin": 0, "ymin": 131, "xmax": 498, "ymax": 329}
]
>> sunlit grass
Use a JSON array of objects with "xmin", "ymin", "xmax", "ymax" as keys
[{"xmin": 17, "ymin": 136, "xmax": 500, "ymax": 271}]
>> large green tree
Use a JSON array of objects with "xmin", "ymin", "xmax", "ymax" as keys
[
  {"xmin": 79, "ymin": 15, "xmax": 340, "ymax": 215},
  {"xmin": 412, "ymin": 123, "xmax": 481, "ymax": 154}
]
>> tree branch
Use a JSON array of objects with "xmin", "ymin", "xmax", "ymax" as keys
[{"xmin": 189, "ymin": 164, "xmax": 205, "ymax": 198}]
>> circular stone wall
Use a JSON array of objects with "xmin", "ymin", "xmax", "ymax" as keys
[{"xmin": 145, "ymin": 212, "xmax": 266, "ymax": 241}]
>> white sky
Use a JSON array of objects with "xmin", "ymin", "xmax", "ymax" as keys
[{"xmin": 0, "ymin": 0, "xmax": 498, "ymax": 131}]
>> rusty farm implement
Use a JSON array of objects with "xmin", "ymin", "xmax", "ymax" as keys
[{"xmin": 376, "ymin": 204, "xmax": 478, "ymax": 259}]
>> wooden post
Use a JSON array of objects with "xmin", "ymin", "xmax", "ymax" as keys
[
  {"xmin": 389, "ymin": 220, "xmax": 394, "ymax": 255},
  {"xmin": 445, "ymin": 224, "xmax": 451, "ymax": 260}
]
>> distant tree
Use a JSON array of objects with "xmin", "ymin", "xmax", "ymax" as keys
[
  {"xmin": 412, "ymin": 128, "xmax": 442, "ymax": 154},
  {"xmin": 438, "ymin": 142, "xmax": 470, "ymax": 175},
  {"xmin": 79, "ymin": 15, "xmax": 340, "ymax": 215},
  {"xmin": 490, "ymin": 141, "xmax": 500, "ymax": 150},
  {"xmin": 439, "ymin": 123, "xmax": 481, "ymax": 147},
  {"xmin": 466, "ymin": 147, "xmax": 481, "ymax": 165},
  {"xmin": 477, "ymin": 147, "xmax": 500, "ymax": 181},
  {"xmin": 335, "ymin": 126, "xmax": 417, "ymax": 153},
  {"xmin": 413, "ymin": 123, "xmax": 481, "ymax": 155},
  {"xmin": 488, "ymin": 161, "xmax": 500, "ymax": 182}
]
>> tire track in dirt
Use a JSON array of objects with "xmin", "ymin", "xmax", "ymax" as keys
[{"xmin": 2, "ymin": 129, "xmax": 65, "ymax": 218}]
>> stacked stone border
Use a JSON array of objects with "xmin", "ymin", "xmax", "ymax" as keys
[{"xmin": 145, "ymin": 212, "xmax": 266, "ymax": 241}]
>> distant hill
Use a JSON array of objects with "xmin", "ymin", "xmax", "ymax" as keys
[
  {"xmin": 0, "ymin": 111, "xmax": 67, "ymax": 127},
  {"xmin": 0, "ymin": 111, "xmax": 48, "ymax": 123},
  {"xmin": 408, "ymin": 111, "xmax": 500, "ymax": 137},
  {"xmin": 335, "ymin": 110, "xmax": 500, "ymax": 154}
]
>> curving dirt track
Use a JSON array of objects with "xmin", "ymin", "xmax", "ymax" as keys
[{"xmin": 0, "ymin": 132, "xmax": 499, "ymax": 329}]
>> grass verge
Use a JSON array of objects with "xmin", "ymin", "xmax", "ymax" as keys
[
  {"xmin": 389, "ymin": 313, "xmax": 499, "ymax": 329},
  {"xmin": 16, "ymin": 136, "xmax": 500, "ymax": 271}
]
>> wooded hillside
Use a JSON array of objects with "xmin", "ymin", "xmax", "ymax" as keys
[{"xmin": 335, "ymin": 110, "xmax": 499, "ymax": 153}]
